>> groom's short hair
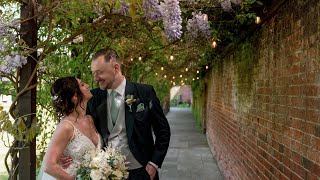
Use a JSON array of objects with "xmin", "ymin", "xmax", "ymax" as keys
[{"xmin": 92, "ymin": 47, "xmax": 120, "ymax": 63}]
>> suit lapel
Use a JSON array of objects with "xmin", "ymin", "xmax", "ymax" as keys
[
  {"xmin": 97, "ymin": 99, "xmax": 110, "ymax": 145},
  {"xmin": 125, "ymin": 81, "xmax": 136, "ymax": 143}
]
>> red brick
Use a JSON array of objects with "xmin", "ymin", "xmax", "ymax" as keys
[
  {"xmin": 291, "ymin": 151, "xmax": 303, "ymax": 166},
  {"xmin": 294, "ymin": 163, "xmax": 306, "ymax": 179},
  {"xmin": 291, "ymin": 172, "xmax": 304, "ymax": 180},
  {"xmin": 305, "ymin": 110, "xmax": 319, "ymax": 124},
  {"xmin": 304, "ymin": 85, "xmax": 320, "ymax": 97},
  {"xmin": 310, "ymin": 137, "xmax": 320, "ymax": 151},
  {"xmin": 310, "ymin": 162, "xmax": 320, "ymax": 178},
  {"xmin": 306, "ymin": 172, "xmax": 319, "ymax": 180}
]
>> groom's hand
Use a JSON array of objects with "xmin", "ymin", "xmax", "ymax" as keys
[
  {"xmin": 145, "ymin": 164, "xmax": 157, "ymax": 180},
  {"xmin": 59, "ymin": 155, "xmax": 73, "ymax": 169}
]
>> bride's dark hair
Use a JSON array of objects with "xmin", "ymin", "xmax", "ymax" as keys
[{"xmin": 51, "ymin": 77, "xmax": 84, "ymax": 120}]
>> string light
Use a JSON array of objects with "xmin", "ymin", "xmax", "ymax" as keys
[
  {"xmin": 161, "ymin": 67, "xmax": 164, "ymax": 71},
  {"xmin": 255, "ymin": 16, "xmax": 261, "ymax": 24},
  {"xmin": 170, "ymin": 55, "xmax": 174, "ymax": 60},
  {"xmin": 172, "ymin": 76, "xmax": 175, "ymax": 79},
  {"xmin": 180, "ymin": 74, "xmax": 183, "ymax": 78},
  {"xmin": 203, "ymin": 14, "xmax": 208, "ymax": 21},
  {"xmin": 197, "ymin": 77, "xmax": 199, "ymax": 79},
  {"xmin": 197, "ymin": 70, "xmax": 199, "ymax": 74},
  {"xmin": 164, "ymin": 75, "xmax": 167, "ymax": 78},
  {"xmin": 192, "ymin": 78, "xmax": 195, "ymax": 81},
  {"xmin": 138, "ymin": 56, "xmax": 142, "ymax": 61},
  {"xmin": 185, "ymin": 78, "xmax": 187, "ymax": 81},
  {"xmin": 206, "ymin": 65, "xmax": 208, "ymax": 70},
  {"xmin": 185, "ymin": 68, "xmax": 188, "ymax": 72},
  {"xmin": 155, "ymin": 73, "xmax": 158, "ymax": 75},
  {"xmin": 130, "ymin": 58, "xmax": 133, "ymax": 61},
  {"xmin": 212, "ymin": 40, "xmax": 217, "ymax": 48}
]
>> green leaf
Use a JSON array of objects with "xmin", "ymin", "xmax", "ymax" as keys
[{"xmin": 256, "ymin": 1, "xmax": 263, "ymax": 5}]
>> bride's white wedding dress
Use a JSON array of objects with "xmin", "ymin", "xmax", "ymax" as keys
[{"xmin": 38, "ymin": 120, "xmax": 102, "ymax": 180}]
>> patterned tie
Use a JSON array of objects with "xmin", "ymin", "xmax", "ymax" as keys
[{"xmin": 110, "ymin": 90, "xmax": 119, "ymax": 125}]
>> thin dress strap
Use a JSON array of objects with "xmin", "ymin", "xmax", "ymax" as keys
[{"xmin": 60, "ymin": 120, "xmax": 75, "ymax": 142}]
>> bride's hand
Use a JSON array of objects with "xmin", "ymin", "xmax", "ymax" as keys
[{"xmin": 58, "ymin": 155, "xmax": 73, "ymax": 169}]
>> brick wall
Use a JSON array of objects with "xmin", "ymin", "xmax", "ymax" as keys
[{"xmin": 205, "ymin": 0, "xmax": 320, "ymax": 179}]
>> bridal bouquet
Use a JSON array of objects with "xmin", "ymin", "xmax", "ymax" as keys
[{"xmin": 76, "ymin": 147, "xmax": 129, "ymax": 180}]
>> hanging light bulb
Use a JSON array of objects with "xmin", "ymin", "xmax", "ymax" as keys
[
  {"xmin": 181, "ymin": 80, "xmax": 184, "ymax": 83},
  {"xmin": 255, "ymin": 16, "xmax": 261, "ymax": 24},
  {"xmin": 172, "ymin": 76, "xmax": 175, "ymax": 79},
  {"xmin": 155, "ymin": 73, "xmax": 158, "ymax": 75},
  {"xmin": 206, "ymin": 65, "xmax": 209, "ymax": 70},
  {"xmin": 185, "ymin": 68, "xmax": 188, "ymax": 72},
  {"xmin": 197, "ymin": 70, "xmax": 199, "ymax": 74},
  {"xmin": 170, "ymin": 55, "xmax": 174, "ymax": 60},
  {"xmin": 212, "ymin": 40, "xmax": 217, "ymax": 48},
  {"xmin": 161, "ymin": 67, "xmax": 164, "ymax": 71},
  {"xmin": 164, "ymin": 75, "xmax": 167, "ymax": 78},
  {"xmin": 192, "ymin": 78, "xmax": 195, "ymax": 81},
  {"xmin": 138, "ymin": 56, "xmax": 142, "ymax": 61},
  {"xmin": 130, "ymin": 57, "xmax": 133, "ymax": 61},
  {"xmin": 197, "ymin": 77, "xmax": 199, "ymax": 79},
  {"xmin": 203, "ymin": 14, "xmax": 208, "ymax": 21},
  {"xmin": 185, "ymin": 78, "xmax": 187, "ymax": 81},
  {"xmin": 180, "ymin": 74, "xmax": 182, "ymax": 78}
]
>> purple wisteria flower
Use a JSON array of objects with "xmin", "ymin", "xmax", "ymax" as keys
[
  {"xmin": 118, "ymin": 0, "xmax": 130, "ymax": 16},
  {"xmin": 221, "ymin": 0, "xmax": 242, "ymax": 12},
  {"xmin": 0, "ymin": 54, "xmax": 27, "ymax": 75},
  {"xmin": 231, "ymin": 0, "xmax": 242, "ymax": 5},
  {"xmin": 143, "ymin": 0, "xmax": 162, "ymax": 20},
  {"xmin": 160, "ymin": 0, "xmax": 182, "ymax": 41},
  {"xmin": 186, "ymin": 12, "xmax": 211, "ymax": 41},
  {"xmin": 0, "ymin": 20, "xmax": 28, "ymax": 75},
  {"xmin": 221, "ymin": 0, "xmax": 232, "ymax": 12}
]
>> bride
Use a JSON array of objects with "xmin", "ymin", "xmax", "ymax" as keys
[{"xmin": 39, "ymin": 77, "xmax": 101, "ymax": 179}]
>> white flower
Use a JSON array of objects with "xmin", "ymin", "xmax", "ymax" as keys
[
  {"xmin": 73, "ymin": 34, "xmax": 83, "ymax": 43},
  {"xmin": 125, "ymin": 95, "xmax": 136, "ymax": 112},
  {"xmin": 90, "ymin": 169, "xmax": 103, "ymax": 180},
  {"xmin": 113, "ymin": 169, "xmax": 123, "ymax": 179}
]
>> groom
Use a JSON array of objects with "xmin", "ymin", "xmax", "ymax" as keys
[{"xmin": 87, "ymin": 47, "xmax": 171, "ymax": 180}]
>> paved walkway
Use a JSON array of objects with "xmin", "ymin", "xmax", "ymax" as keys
[{"xmin": 159, "ymin": 107, "xmax": 224, "ymax": 180}]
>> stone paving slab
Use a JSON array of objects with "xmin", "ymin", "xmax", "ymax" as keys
[{"xmin": 159, "ymin": 107, "xmax": 224, "ymax": 180}]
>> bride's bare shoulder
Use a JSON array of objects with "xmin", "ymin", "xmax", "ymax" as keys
[{"xmin": 55, "ymin": 118, "xmax": 75, "ymax": 133}]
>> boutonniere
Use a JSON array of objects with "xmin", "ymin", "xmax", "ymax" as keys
[{"xmin": 125, "ymin": 94, "xmax": 136, "ymax": 112}]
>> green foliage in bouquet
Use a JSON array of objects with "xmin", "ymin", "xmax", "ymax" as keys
[{"xmin": 76, "ymin": 165, "xmax": 91, "ymax": 180}]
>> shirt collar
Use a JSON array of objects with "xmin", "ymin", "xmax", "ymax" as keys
[{"xmin": 107, "ymin": 78, "xmax": 126, "ymax": 97}]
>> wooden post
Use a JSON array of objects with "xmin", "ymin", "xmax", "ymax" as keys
[{"xmin": 18, "ymin": 0, "xmax": 37, "ymax": 179}]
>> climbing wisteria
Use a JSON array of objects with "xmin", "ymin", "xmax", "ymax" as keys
[
  {"xmin": 221, "ymin": 0, "xmax": 243, "ymax": 12},
  {"xmin": 221, "ymin": 0, "xmax": 232, "ymax": 12},
  {"xmin": 231, "ymin": 0, "xmax": 242, "ymax": 5},
  {"xmin": 160, "ymin": 0, "xmax": 182, "ymax": 41},
  {"xmin": 0, "ymin": 54, "xmax": 28, "ymax": 75},
  {"xmin": 118, "ymin": 0, "xmax": 130, "ymax": 16},
  {"xmin": 186, "ymin": 12, "xmax": 211, "ymax": 41},
  {"xmin": 0, "ymin": 20, "xmax": 27, "ymax": 75},
  {"xmin": 143, "ymin": 0, "xmax": 162, "ymax": 20}
]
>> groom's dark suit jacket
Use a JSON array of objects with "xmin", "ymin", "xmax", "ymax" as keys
[{"xmin": 87, "ymin": 81, "xmax": 171, "ymax": 168}]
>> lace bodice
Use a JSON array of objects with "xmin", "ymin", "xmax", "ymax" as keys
[{"xmin": 62, "ymin": 120, "xmax": 102, "ymax": 176}]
